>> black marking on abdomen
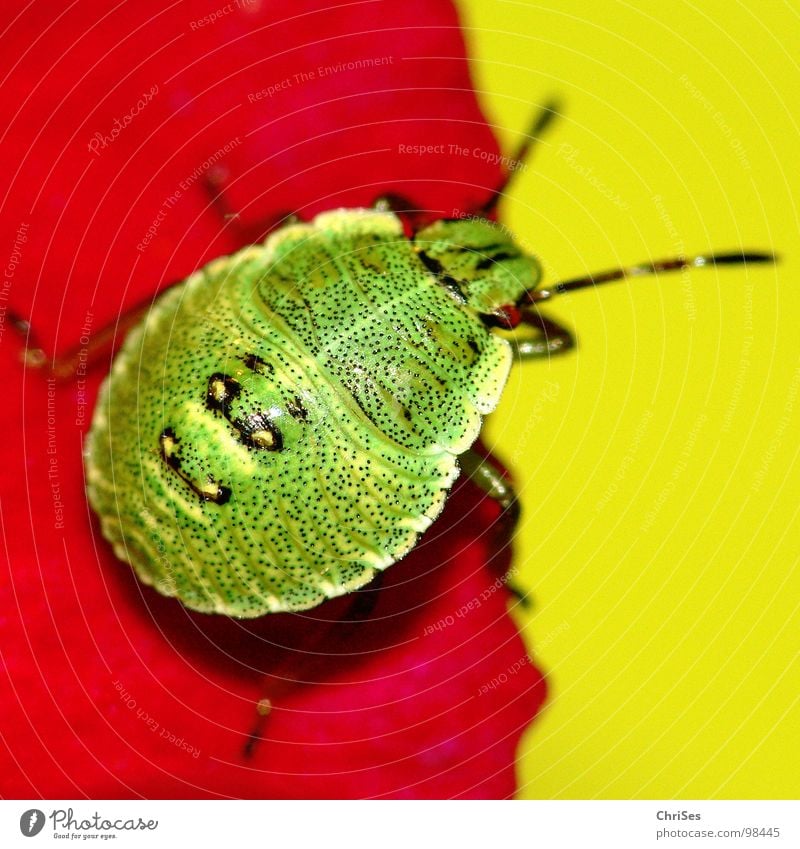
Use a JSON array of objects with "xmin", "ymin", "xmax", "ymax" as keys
[
  {"xmin": 206, "ymin": 480, "xmax": 232, "ymax": 505},
  {"xmin": 206, "ymin": 368, "xmax": 285, "ymax": 452},
  {"xmin": 234, "ymin": 412, "xmax": 284, "ymax": 451},
  {"xmin": 159, "ymin": 428, "xmax": 232, "ymax": 505},
  {"xmin": 159, "ymin": 427, "xmax": 182, "ymax": 469}
]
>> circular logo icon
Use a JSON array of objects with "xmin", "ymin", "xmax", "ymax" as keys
[{"xmin": 19, "ymin": 809, "xmax": 46, "ymax": 837}]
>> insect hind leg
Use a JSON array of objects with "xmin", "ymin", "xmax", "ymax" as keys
[
  {"xmin": 371, "ymin": 192, "xmax": 437, "ymax": 233},
  {"xmin": 507, "ymin": 308, "xmax": 575, "ymax": 361}
]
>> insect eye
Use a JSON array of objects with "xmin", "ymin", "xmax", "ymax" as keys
[{"xmin": 159, "ymin": 428, "xmax": 181, "ymax": 469}]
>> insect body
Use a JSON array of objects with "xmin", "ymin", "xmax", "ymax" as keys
[
  {"xmin": 82, "ymin": 103, "xmax": 773, "ymax": 621},
  {"xmin": 85, "ymin": 208, "xmax": 541, "ymax": 616}
]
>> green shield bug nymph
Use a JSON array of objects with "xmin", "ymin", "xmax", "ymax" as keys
[{"xmin": 81, "ymin": 102, "xmax": 774, "ymax": 619}]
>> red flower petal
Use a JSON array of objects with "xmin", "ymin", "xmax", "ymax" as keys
[{"xmin": 0, "ymin": 0, "xmax": 546, "ymax": 798}]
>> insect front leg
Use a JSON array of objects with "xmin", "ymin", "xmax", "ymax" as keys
[
  {"xmin": 459, "ymin": 448, "xmax": 529, "ymax": 607},
  {"xmin": 10, "ymin": 201, "xmax": 304, "ymax": 380},
  {"xmin": 506, "ymin": 308, "xmax": 575, "ymax": 361}
]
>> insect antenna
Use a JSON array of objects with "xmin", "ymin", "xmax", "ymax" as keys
[
  {"xmin": 527, "ymin": 251, "xmax": 777, "ymax": 303},
  {"xmin": 477, "ymin": 97, "xmax": 562, "ymax": 216}
]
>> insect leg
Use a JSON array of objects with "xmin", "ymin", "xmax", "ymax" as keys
[
  {"xmin": 459, "ymin": 449, "xmax": 530, "ymax": 607},
  {"xmin": 371, "ymin": 193, "xmax": 436, "ymax": 233},
  {"xmin": 527, "ymin": 250, "xmax": 776, "ymax": 303},
  {"xmin": 477, "ymin": 97, "xmax": 562, "ymax": 216},
  {"xmin": 372, "ymin": 193, "xmax": 418, "ymax": 214},
  {"xmin": 506, "ymin": 308, "xmax": 575, "ymax": 361},
  {"xmin": 243, "ymin": 573, "xmax": 386, "ymax": 758},
  {"xmin": 201, "ymin": 171, "xmax": 300, "ymax": 243},
  {"xmin": 7, "ymin": 301, "xmax": 154, "ymax": 380},
  {"xmin": 243, "ymin": 627, "xmax": 335, "ymax": 759},
  {"xmin": 200, "ymin": 170, "xmax": 245, "ymax": 236}
]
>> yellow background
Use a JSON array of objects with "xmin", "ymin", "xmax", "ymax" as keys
[{"xmin": 459, "ymin": 0, "xmax": 799, "ymax": 799}]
